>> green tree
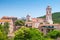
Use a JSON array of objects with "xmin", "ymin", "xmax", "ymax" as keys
[
  {"xmin": 47, "ymin": 30, "xmax": 60, "ymax": 39},
  {"xmin": 0, "ymin": 31, "xmax": 7, "ymax": 40},
  {"xmin": 15, "ymin": 20, "xmax": 25, "ymax": 26},
  {"xmin": 0, "ymin": 24, "xmax": 4, "ymax": 32},
  {"xmin": 4, "ymin": 22, "xmax": 9, "ymax": 34},
  {"xmin": 14, "ymin": 26, "xmax": 44, "ymax": 40},
  {"xmin": 0, "ymin": 24, "xmax": 7, "ymax": 40},
  {"xmin": 44, "ymin": 38, "xmax": 54, "ymax": 40}
]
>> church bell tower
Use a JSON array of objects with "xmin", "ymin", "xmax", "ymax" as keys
[
  {"xmin": 46, "ymin": 6, "xmax": 53, "ymax": 24},
  {"xmin": 26, "ymin": 14, "xmax": 31, "ymax": 22}
]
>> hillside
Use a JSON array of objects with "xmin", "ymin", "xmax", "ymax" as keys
[{"xmin": 37, "ymin": 12, "xmax": 60, "ymax": 24}]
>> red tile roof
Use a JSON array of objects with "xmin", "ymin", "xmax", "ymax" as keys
[{"xmin": 0, "ymin": 19, "xmax": 11, "ymax": 22}]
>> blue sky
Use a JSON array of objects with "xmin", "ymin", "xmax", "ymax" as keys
[{"xmin": 0, "ymin": 0, "xmax": 60, "ymax": 18}]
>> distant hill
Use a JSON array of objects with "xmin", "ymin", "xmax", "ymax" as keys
[{"xmin": 37, "ymin": 12, "xmax": 60, "ymax": 24}]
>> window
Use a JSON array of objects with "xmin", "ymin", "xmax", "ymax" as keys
[{"xmin": 41, "ymin": 29, "xmax": 43, "ymax": 31}]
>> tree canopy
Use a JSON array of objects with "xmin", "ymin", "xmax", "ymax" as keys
[
  {"xmin": 47, "ymin": 30, "xmax": 60, "ymax": 39},
  {"xmin": 0, "ymin": 24, "xmax": 8, "ymax": 40},
  {"xmin": 14, "ymin": 27, "xmax": 44, "ymax": 40},
  {"xmin": 4, "ymin": 22, "xmax": 9, "ymax": 34},
  {"xmin": 15, "ymin": 20, "xmax": 25, "ymax": 26}
]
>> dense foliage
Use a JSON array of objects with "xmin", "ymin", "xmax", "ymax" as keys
[
  {"xmin": 15, "ymin": 20, "xmax": 25, "ymax": 26},
  {"xmin": 4, "ymin": 22, "xmax": 9, "ymax": 34},
  {"xmin": 0, "ymin": 24, "xmax": 60, "ymax": 40},
  {"xmin": 14, "ymin": 27, "xmax": 58, "ymax": 40},
  {"xmin": 0, "ymin": 31, "xmax": 7, "ymax": 40},
  {"xmin": 37, "ymin": 12, "xmax": 60, "ymax": 23},
  {"xmin": 47, "ymin": 30, "xmax": 60, "ymax": 39},
  {"xmin": 0, "ymin": 24, "xmax": 8, "ymax": 40},
  {"xmin": 52, "ymin": 12, "xmax": 60, "ymax": 23},
  {"xmin": 14, "ymin": 27, "xmax": 44, "ymax": 40}
]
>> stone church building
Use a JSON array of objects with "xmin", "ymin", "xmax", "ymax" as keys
[
  {"xmin": 25, "ymin": 6, "xmax": 53, "ymax": 28},
  {"xmin": 25, "ymin": 6, "xmax": 60, "ymax": 34}
]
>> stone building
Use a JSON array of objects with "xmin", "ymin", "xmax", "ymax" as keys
[
  {"xmin": 25, "ymin": 6, "xmax": 60, "ymax": 34},
  {"xmin": 0, "ymin": 16, "xmax": 17, "ymax": 37},
  {"xmin": 25, "ymin": 6, "xmax": 53, "ymax": 28},
  {"xmin": 46, "ymin": 6, "xmax": 53, "ymax": 24}
]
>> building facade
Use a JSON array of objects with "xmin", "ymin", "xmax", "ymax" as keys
[
  {"xmin": 0, "ymin": 16, "xmax": 17, "ymax": 37},
  {"xmin": 25, "ymin": 6, "xmax": 60, "ymax": 34},
  {"xmin": 46, "ymin": 6, "xmax": 53, "ymax": 24},
  {"xmin": 25, "ymin": 6, "xmax": 53, "ymax": 28}
]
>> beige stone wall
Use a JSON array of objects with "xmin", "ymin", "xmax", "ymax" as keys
[
  {"xmin": 54, "ymin": 25, "xmax": 60, "ymax": 30},
  {"xmin": 8, "ymin": 20, "xmax": 14, "ymax": 37}
]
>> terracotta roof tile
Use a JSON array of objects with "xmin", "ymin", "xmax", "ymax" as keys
[{"xmin": 0, "ymin": 19, "xmax": 11, "ymax": 22}]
